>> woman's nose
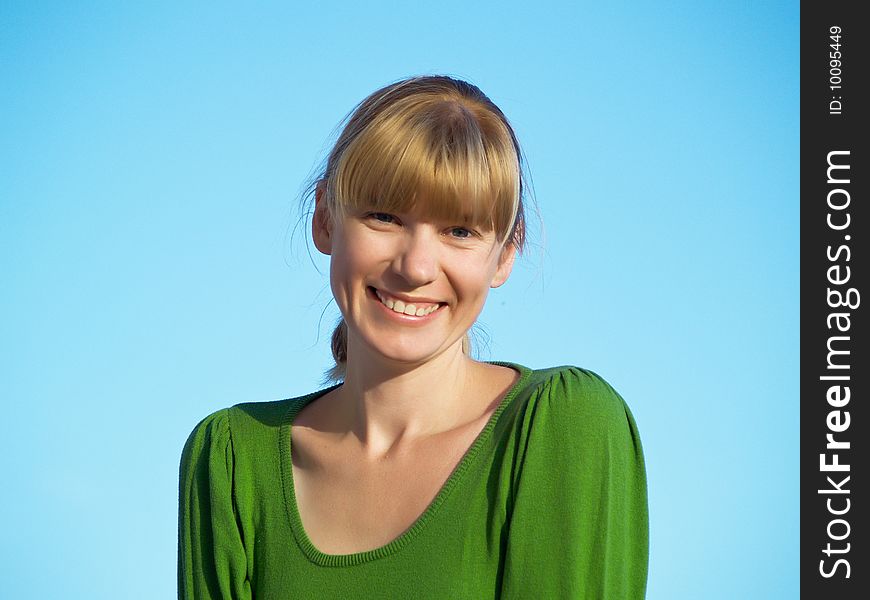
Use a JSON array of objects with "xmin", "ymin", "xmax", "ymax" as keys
[{"xmin": 392, "ymin": 229, "xmax": 439, "ymax": 287}]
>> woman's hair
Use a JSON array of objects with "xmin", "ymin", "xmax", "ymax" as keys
[{"xmin": 306, "ymin": 75, "xmax": 529, "ymax": 382}]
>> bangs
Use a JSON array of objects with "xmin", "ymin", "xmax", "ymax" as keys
[{"xmin": 330, "ymin": 98, "xmax": 520, "ymax": 242}]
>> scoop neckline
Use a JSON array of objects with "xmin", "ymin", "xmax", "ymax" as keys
[{"xmin": 278, "ymin": 360, "xmax": 532, "ymax": 567}]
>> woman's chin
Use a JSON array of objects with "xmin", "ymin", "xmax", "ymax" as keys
[
  {"xmin": 353, "ymin": 333, "xmax": 457, "ymax": 368},
  {"xmin": 367, "ymin": 345, "xmax": 441, "ymax": 366}
]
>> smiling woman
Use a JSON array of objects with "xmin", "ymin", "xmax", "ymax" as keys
[
  {"xmin": 311, "ymin": 76, "xmax": 525, "ymax": 383},
  {"xmin": 178, "ymin": 75, "xmax": 649, "ymax": 599}
]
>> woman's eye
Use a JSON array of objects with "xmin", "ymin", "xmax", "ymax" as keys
[
  {"xmin": 369, "ymin": 212, "xmax": 395, "ymax": 224},
  {"xmin": 450, "ymin": 227, "xmax": 472, "ymax": 239}
]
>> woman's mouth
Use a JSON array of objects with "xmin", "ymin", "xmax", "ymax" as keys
[{"xmin": 369, "ymin": 287, "xmax": 444, "ymax": 317}]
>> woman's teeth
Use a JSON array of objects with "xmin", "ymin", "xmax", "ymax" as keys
[{"xmin": 375, "ymin": 290, "xmax": 441, "ymax": 316}]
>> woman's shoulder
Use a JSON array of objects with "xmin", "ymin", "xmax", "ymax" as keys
[
  {"xmin": 182, "ymin": 388, "xmax": 335, "ymax": 450},
  {"xmin": 505, "ymin": 363, "xmax": 645, "ymax": 487},
  {"xmin": 509, "ymin": 363, "xmax": 639, "ymax": 442},
  {"xmin": 517, "ymin": 363, "xmax": 629, "ymax": 411}
]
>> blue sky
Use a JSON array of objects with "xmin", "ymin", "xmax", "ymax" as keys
[{"xmin": 1, "ymin": 1, "xmax": 798, "ymax": 597}]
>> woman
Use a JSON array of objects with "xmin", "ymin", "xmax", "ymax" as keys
[{"xmin": 179, "ymin": 75, "xmax": 648, "ymax": 599}]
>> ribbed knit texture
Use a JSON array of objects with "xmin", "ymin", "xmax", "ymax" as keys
[{"xmin": 178, "ymin": 362, "xmax": 649, "ymax": 599}]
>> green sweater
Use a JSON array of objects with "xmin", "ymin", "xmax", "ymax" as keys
[{"xmin": 178, "ymin": 363, "xmax": 648, "ymax": 599}]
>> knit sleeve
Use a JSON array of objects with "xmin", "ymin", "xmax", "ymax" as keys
[
  {"xmin": 178, "ymin": 409, "xmax": 251, "ymax": 600},
  {"xmin": 500, "ymin": 367, "xmax": 649, "ymax": 599}
]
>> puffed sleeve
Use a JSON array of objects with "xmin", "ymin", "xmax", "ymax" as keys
[
  {"xmin": 178, "ymin": 409, "xmax": 251, "ymax": 599},
  {"xmin": 499, "ymin": 367, "xmax": 649, "ymax": 599}
]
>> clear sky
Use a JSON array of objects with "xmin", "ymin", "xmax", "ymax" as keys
[{"xmin": 1, "ymin": 1, "xmax": 798, "ymax": 598}]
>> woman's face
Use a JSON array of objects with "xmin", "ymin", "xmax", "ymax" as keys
[{"xmin": 313, "ymin": 195, "xmax": 515, "ymax": 368}]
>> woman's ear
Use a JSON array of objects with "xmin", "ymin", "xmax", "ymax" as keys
[
  {"xmin": 312, "ymin": 185, "xmax": 333, "ymax": 255},
  {"xmin": 490, "ymin": 243, "xmax": 516, "ymax": 288}
]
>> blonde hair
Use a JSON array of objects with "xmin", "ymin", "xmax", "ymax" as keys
[{"xmin": 306, "ymin": 75, "xmax": 529, "ymax": 382}]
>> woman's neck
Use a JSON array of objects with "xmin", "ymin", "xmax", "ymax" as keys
[{"xmin": 335, "ymin": 343, "xmax": 486, "ymax": 459}]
